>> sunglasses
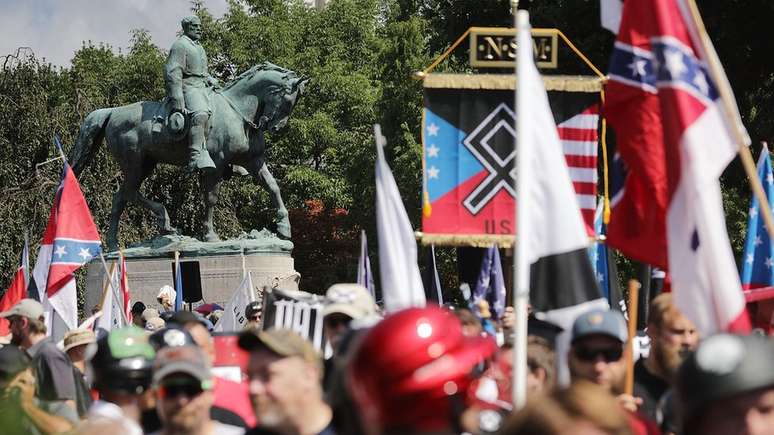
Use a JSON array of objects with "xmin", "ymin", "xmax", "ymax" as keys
[
  {"xmin": 158, "ymin": 382, "xmax": 204, "ymax": 399},
  {"xmin": 573, "ymin": 346, "xmax": 623, "ymax": 363}
]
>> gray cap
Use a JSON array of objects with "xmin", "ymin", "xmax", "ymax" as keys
[
  {"xmin": 152, "ymin": 345, "xmax": 212, "ymax": 388},
  {"xmin": 571, "ymin": 308, "xmax": 628, "ymax": 343},
  {"xmin": 677, "ymin": 334, "xmax": 774, "ymax": 424},
  {"xmin": 0, "ymin": 298, "xmax": 44, "ymax": 320}
]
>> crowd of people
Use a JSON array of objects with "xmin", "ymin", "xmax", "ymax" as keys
[{"xmin": 0, "ymin": 284, "xmax": 772, "ymax": 435}]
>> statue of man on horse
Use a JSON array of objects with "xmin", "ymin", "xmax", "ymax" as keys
[
  {"xmin": 70, "ymin": 28, "xmax": 308, "ymax": 251},
  {"xmin": 165, "ymin": 15, "xmax": 218, "ymax": 172}
]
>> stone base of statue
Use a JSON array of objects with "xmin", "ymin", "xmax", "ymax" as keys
[{"xmin": 84, "ymin": 229, "xmax": 300, "ymax": 314}]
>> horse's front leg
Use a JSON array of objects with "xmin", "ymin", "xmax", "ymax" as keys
[
  {"xmin": 201, "ymin": 173, "xmax": 222, "ymax": 242},
  {"xmin": 107, "ymin": 186, "xmax": 128, "ymax": 252},
  {"xmin": 255, "ymin": 163, "xmax": 290, "ymax": 239}
]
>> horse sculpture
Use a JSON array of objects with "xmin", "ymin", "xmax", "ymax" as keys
[{"xmin": 71, "ymin": 62, "xmax": 308, "ymax": 251}]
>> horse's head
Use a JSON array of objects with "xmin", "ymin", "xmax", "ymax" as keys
[
  {"xmin": 222, "ymin": 63, "xmax": 309, "ymax": 134},
  {"xmin": 257, "ymin": 75, "xmax": 310, "ymax": 134}
]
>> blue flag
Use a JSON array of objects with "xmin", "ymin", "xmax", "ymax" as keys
[
  {"xmin": 740, "ymin": 146, "xmax": 774, "ymax": 291},
  {"xmin": 175, "ymin": 257, "xmax": 184, "ymax": 311},
  {"xmin": 589, "ymin": 202, "xmax": 610, "ymax": 300},
  {"xmin": 471, "ymin": 246, "xmax": 505, "ymax": 321}
]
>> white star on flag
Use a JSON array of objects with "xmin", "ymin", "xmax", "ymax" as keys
[
  {"xmin": 427, "ymin": 123, "xmax": 439, "ymax": 137},
  {"xmin": 628, "ymin": 59, "xmax": 647, "ymax": 77},
  {"xmin": 78, "ymin": 248, "xmax": 91, "ymax": 260},
  {"xmin": 766, "ymin": 257, "xmax": 773, "ymax": 269},
  {"xmin": 746, "ymin": 253, "xmax": 754, "ymax": 264},
  {"xmin": 596, "ymin": 272, "xmax": 604, "ymax": 283},
  {"xmin": 54, "ymin": 245, "xmax": 67, "ymax": 258},
  {"xmin": 664, "ymin": 50, "xmax": 687, "ymax": 77},
  {"xmin": 427, "ymin": 144, "xmax": 440, "ymax": 158},
  {"xmin": 428, "ymin": 166, "xmax": 440, "ymax": 179},
  {"xmin": 692, "ymin": 71, "xmax": 709, "ymax": 95},
  {"xmin": 767, "ymin": 173, "xmax": 773, "ymax": 185},
  {"xmin": 755, "ymin": 236, "xmax": 763, "ymax": 246},
  {"xmin": 750, "ymin": 206, "xmax": 758, "ymax": 218}
]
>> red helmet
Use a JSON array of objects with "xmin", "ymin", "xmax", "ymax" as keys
[{"xmin": 348, "ymin": 306, "xmax": 497, "ymax": 433}]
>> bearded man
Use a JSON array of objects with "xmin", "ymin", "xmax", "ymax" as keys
[{"xmin": 634, "ymin": 293, "xmax": 699, "ymax": 420}]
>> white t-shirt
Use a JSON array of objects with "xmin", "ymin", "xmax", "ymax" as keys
[{"xmin": 148, "ymin": 421, "xmax": 245, "ymax": 435}]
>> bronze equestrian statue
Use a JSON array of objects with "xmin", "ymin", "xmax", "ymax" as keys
[{"xmin": 70, "ymin": 56, "xmax": 308, "ymax": 251}]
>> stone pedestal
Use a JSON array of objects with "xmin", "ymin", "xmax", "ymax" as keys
[{"xmin": 85, "ymin": 231, "xmax": 299, "ymax": 313}]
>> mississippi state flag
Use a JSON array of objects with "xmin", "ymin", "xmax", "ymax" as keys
[
  {"xmin": 422, "ymin": 82, "xmax": 600, "ymax": 236},
  {"xmin": 605, "ymin": 0, "xmax": 750, "ymax": 333},
  {"xmin": 32, "ymin": 141, "xmax": 101, "ymax": 330}
]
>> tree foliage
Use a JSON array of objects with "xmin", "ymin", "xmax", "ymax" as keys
[{"xmin": 0, "ymin": 0, "xmax": 770, "ymax": 302}]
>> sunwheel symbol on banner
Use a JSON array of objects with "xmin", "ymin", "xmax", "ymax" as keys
[{"xmin": 462, "ymin": 103, "xmax": 517, "ymax": 215}]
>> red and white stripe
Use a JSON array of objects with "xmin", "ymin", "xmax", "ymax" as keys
[{"xmin": 559, "ymin": 105, "xmax": 599, "ymax": 234}]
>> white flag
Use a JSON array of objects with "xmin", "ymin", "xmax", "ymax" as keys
[
  {"xmin": 600, "ymin": 0, "xmax": 623, "ymax": 34},
  {"xmin": 214, "ymin": 272, "xmax": 254, "ymax": 332},
  {"xmin": 374, "ymin": 124, "xmax": 426, "ymax": 312},
  {"xmin": 96, "ymin": 266, "xmax": 125, "ymax": 331},
  {"xmin": 357, "ymin": 230, "xmax": 375, "ymax": 298}
]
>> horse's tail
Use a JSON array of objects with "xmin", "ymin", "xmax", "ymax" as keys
[{"xmin": 71, "ymin": 108, "xmax": 111, "ymax": 176}]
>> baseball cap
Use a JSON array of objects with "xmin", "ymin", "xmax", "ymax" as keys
[
  {"xmin": 677, "ymin": 334, "xmax": 774, "ymax": 423},
  {"xmin": 571, "ymin": 309, "xmax": 628, "ymax": 344},
  {"xmin": 238, "ymin": 328, "xmax": 322, "ymax": 373},
  {"xmin": 152, "ymin": 345, "xmax": 212, "ymax": 388},
  {"xmin": 0, "ymin": 299, "xmax": 44, "ymax": 320},
  {"xmin": 63, "ymin": 329, "xmax": 96, "ymax": 352},
  {"xmin": 142, "ymin": 308, "xmax": 160, "ymax": 321},
  {"xmin": 0, "ymin": 345, "xmax": 31, "ymax": 380},
  {"xmin": 145, "ymin": 317, "xmax": 166, "ymax": 332},
  {"xmin": 323, "ymin": 283, "xmax": 376, "ymax": 320}
]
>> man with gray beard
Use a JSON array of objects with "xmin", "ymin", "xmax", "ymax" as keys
[{"xmin": 634, "ymin": 293, "xmax": 699, "ymax": 421}]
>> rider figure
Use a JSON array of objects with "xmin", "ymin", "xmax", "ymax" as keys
[{"xmin": 165, "ymin": 15, "xmax": 217, "ymax": 172}]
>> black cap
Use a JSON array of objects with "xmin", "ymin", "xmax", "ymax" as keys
[
  {"xmin": 528, "ymin": 316, "xmax": 563, "ymax": 349},
  {"xmin": 677, "ymin": 334, "xmax": 774, "ymax": 424},
  {"xmin": 0, "ymin": 345, "xmax": 31, "ymax": 380},
  {"xmin": 245, "ymin": 301, "xmax": 262, "ymax": 318},
  {"xmin": 148, "ymin": 326, "xmax": 196, "ymax": 351},
  {"xmin": 131, "ymin": 301, "xmax": 146, "ymax": 315}
]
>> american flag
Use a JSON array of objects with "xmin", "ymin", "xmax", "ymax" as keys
[
  {"xmin": 559, "ymin": 105, "xmax": 599, "ymax": 234},
  {"xmin": 740, "ymin": 145, "xmax": 774, "ymax": 301}
]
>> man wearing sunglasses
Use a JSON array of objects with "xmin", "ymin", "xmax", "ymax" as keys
[
  {"xmin": 567, "ymin": 309, "xmax": 640, "ymax": 409},
  {"xmin": 150, "ymin": 345, "xmax": 244, "ymax": 435},
  {"xmin": 567, "ymin": 309, "xmax": 660, "ymax": 434}
]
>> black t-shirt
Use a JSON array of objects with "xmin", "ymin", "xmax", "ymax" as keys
[
  {"xmin": 72, "ymin": 367, "xmax": 92, "ymax": 417},
  {"xmin": 27, "ymin": 338, "xmax": 77, "ymax": 402},
  {"xmin": 632, "ymin": 358, "xmax": 670, "ymax": 421}
]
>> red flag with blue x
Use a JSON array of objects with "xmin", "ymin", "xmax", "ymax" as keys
[{"xmin": 33, "ymin": 137, "xmax": 101, "ymax": 329}]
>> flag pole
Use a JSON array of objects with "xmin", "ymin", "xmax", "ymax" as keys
[
  {"xmin": 240, "ymin": 241, "xmax": 247, "ymax": 280},
  {"xmin": 683, "ymin": 0, "xmax": 774, "ymax": 242},
  {"xmin": 96, "ymin": 254, "xmax": 117, "ymax": 312},
  {"xmin": 623, "ymin": 279, "xmax": 640, "ymax": 395},
  {"xmin": 512, "ymin": 2, "xmax": 529, "ymax": 410}
]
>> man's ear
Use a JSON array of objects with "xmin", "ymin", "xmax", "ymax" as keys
[{"xmin": 536, "ymin": 367, "xmax": 547, "ymax": 383}]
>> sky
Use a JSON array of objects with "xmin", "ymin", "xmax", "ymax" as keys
[{"xmin": 0, "ymin": 0, "xmax": 231, "ymax": 67}]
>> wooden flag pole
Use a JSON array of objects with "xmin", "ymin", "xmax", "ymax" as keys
[
  {"xmin": 684, "ymin": 0, "xmax": 774, "ymax": 242},
  {"xmin": 624, "ymin": 279, "xmax": 640, "ymax": 396}
]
